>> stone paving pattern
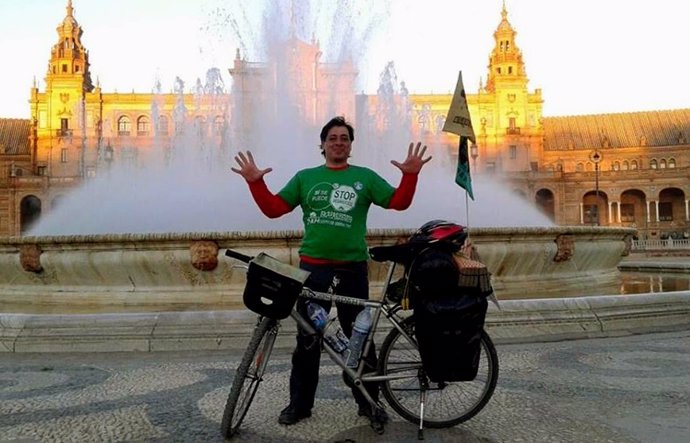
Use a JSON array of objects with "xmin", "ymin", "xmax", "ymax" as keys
[{"xmin": 1, "ymin": 330, "xmax": 688, "ymax": 442}]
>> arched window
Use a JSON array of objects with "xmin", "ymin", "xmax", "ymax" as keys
[
  {"xmin": 613, "ymin": 162, "xmax": 620, "ymax": 171},
  {"xmin": 622, "ymin": 161, "xmax": 629, "ymax": 171},
  {"xmin": 650, "ymin": 159, "xmax": 658, "ymax": 169},
  {"xmin": 117, "ymin": 116, "xmax": 131, "ymax": 136},
  {"xmin": 576, "ymin": 163, "xmax": 584, "ymax": 172},
  {"xmin": 213, "ymin": 116, "xmax": 224, "ymax": 136},
  {"xmin": 136, "ymin": 116, "xmax": 150, "ymax": 136},
  {"xmin": 669, "ymin": 158, "xmax": 676, "ymax": 168},
  {"xmin": 195, "ymin": 116, "xmax": 206, "ymax": 137},
  {"xmin": 631, "ymin": 160, "xmax": 638, "ymax": 170},
  {"xmin": 659, "ymin": 159, "xmax": 667, "ymax": 169},
  {"xmin": 157, "ymin": 116, "xmax": 169, "ymax": 135}
]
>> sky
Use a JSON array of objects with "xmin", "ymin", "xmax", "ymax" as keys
[{"xmin": 0, "ymin": 0, "xmax": 688, "ymax": 119}]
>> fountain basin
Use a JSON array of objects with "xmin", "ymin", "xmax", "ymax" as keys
[
  {"xmin": 0, "ymin": 226, "xmax": 635, "ymax": 314},
  {"xmin": 1, "ymin": 226, "xmax": 689, "ymax": 352}
]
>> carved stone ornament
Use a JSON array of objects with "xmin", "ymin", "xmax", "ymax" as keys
[
  {"xmin": 553, "ymin": 234, "xmax": 575, "ymax": 262},
  {"xmin": 20, "ymin": 244, "xmax": 43, "ymax": 273},
  {"xmin": 622, "ymin": 234, "xmax": 633, "ymax": 257},
  {"xmin": 190, "ymin": 241, "xmax": 219, "ymax": 271}
]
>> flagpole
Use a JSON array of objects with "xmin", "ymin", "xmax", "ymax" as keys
[
  {"xmin": 441, "ymin": 71, "xmax": 476, "ymax": 243},
  {"xmin": 465, "ymin": 189, "xmax": 471, "ymax": 230},
  {"xmin": 464, "ymin": 188, "xmax": 473, "ymax": 255}
]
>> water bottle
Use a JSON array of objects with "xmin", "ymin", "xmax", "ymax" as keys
[
  {"xmin": 323, "ymin": 319, "xmax": 349, "ymax": 354},
  {"xmin": 346, "ymin": 308, "xmax": 372, "ymax": 367},
  {"xmin": 308, "ymin": 303, "xmax": 348, "ymax": 354},
  {"xmin": 307, "ymin": 302, "xmax": 328, "ymax": 331}
]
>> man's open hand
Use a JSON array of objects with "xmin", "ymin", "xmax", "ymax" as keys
[
  {"xmin": 391, "ymin": 142, "xmax": 432, "ymax": 174},
  {"xmin": 231, "ymin": 151, "xmax": 273, "ymax": 182}
]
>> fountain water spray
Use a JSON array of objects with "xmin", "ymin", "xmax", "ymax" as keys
[{"xmin": 29, "ymin": 0, "xmax": 551, "ymax": 236}]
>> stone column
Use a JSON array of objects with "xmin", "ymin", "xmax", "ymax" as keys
[
  {"xmin": 685, "ymin": 199, "xmax": 689, "ymax": 221},
  {"xmin": 608, "ymin": 201, "xmax": 614, "ymax": 224},
  {"xmin": 617, "ymin": 202, "xmax": 622, "ymax": 223},
  {"xmin": 655, "ymin": 200, "xmax": 660, "ymax": 222},
  {"xmin": 579, "ymin": 203, "xmax": 584, "ymax": 224},
  {"xmin": 646, "ymin": 201, "xmax": 651, "ymax": 223}
]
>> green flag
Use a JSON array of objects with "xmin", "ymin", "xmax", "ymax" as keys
[
  {"xmin": 443, "ymin": 71, "xmax": 476, "ymax": 200},
  {"xmin": 455, "ymin": 136, "xmax": 474, "ymax": 200}
]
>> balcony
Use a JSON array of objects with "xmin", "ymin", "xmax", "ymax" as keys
[
  {"xmin": 55, "ymin": 129, "xmax": 73, "ymax": 137},
  {"xmin": 506, "ymin": 127, "xmax": 521, "ymax": 135}
]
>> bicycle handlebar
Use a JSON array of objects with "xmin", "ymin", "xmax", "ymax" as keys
[{"xmin": 224, "ymin": 249, "xmax": 254, "ymax": 263}]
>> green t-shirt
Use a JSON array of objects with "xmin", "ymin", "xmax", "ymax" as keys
[{"xmin": 278, "ymin": 165, "xmax": 396, "ymax": 262}]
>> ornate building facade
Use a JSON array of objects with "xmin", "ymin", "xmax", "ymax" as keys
[{"xmin": 1, "ymin": 2, "xmax": 689, "ymax": 239}]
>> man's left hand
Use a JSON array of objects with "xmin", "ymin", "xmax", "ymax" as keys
[{"xmin": 391, "ymin": 142, "xmax": 432, "ymax": 174}]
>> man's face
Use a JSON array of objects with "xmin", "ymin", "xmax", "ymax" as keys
[{"xmin": 322, "ymin": 126, "xmax": 352, "ymax": 165}]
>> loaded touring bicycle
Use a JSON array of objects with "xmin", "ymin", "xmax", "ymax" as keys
[{"xmin": 220, "ymin": 220, "xmax": 499, "ymax": 440}]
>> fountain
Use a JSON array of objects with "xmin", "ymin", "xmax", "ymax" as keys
[{"xmin": 0, "ymin": 1, "xmax": 686, "ymax": 352}]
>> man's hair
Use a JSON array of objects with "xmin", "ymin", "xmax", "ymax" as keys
[{"xmin": 320, "ymin": 116, "xmax": 354, "ymax": 143}]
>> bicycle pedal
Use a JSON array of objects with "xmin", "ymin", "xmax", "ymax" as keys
[{"xmin": 369, "ymin": 420, "xmax": 385, "ymax": 435}]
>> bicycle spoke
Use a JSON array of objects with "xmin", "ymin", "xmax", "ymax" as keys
[
  {"xmin": 221, "ymin": 317, "xmax": 278, "ymax": 438},
  {"xmin": 379, "ymin": 317, "xmax": 498, "ymax": 428}
]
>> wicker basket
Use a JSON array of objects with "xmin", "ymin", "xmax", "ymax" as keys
[{"xmin": 454, "ymin": 254, "xmax": 493, "ymax": 293}]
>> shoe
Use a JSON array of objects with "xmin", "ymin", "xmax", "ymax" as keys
[
  {"xmin": 358, "ymin": 405, "xmax": 389, "ymax": 434},
  {"xmin": 278, "ymin": 405, "xmax": 312, "ymax": 425}
]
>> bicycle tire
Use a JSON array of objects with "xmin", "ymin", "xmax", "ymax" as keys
[
  {"xmin": 220, "ymin": 316, "xmax": 278, "ymax": 438},
  {"xmin": 378, "ymin": 316, "xmax": 498, "ymax": 428}
]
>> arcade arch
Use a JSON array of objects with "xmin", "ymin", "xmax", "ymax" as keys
[
  {"xmin": 619, "ymin": 189, "xmax": 646, "ymax": 227},
  {"xmin": 581, "ymin": 190, "xmax": 608, "ymax": 225},
  {"xmin": 535, "ymin": 188, "xmax": 555, "ymax": 222},
  {"xmin": 20, "ymin": 195, "xmax": 42, "ymax": 234}
]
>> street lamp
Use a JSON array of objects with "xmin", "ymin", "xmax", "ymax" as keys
[
  {"xmin": 589, "ymin": 150, "xmax": 603, "ymax": 226},
  {"xmin": 470, "ymin": 142, "xmax": 478, "ymax": 168}
]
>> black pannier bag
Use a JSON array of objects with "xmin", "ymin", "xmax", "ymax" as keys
[{"xmin": 409, "ymin": 248, "xmax": 489, "ymax": 383}]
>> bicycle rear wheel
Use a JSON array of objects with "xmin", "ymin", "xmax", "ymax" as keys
[
  {"xmin": 220, "ymin": 316, "xmax": 278, "ymax": 438},
  {"xmin": 378, "ymin": 317, "xmax": 498, "ymax": 428}
]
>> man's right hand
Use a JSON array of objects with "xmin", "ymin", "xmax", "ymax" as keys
[{"xmin": 231, "ymin": 151, "xmax": 273, "ymax": 183}]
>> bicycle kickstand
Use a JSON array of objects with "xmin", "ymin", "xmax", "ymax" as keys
[{"xmin": 417, "ymin": 376, "xmax": 429, "ymax": 440}]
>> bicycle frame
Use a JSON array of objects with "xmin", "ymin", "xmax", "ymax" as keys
[{"xmin": 290, "ymin": 260, "xmax": 419, "ymax": 408}]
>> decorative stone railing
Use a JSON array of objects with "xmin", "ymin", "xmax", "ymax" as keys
[{"xmin": 632, "ymin": 239, "xmax": 690, "ymax": 251}]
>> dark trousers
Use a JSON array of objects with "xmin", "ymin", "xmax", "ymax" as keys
[{"xmin": 288, "ymin": 260, "xmax": 379, "ymax": 412}]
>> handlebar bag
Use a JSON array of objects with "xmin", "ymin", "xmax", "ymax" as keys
[{"xmin": 243, "ymin": 253, "xmax": 311, "ymax": 319}]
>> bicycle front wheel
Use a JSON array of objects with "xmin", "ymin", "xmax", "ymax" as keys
[
  {"xmin": 220, "ymin": 316, "xmax": 278, "ymax": 438},
  {"xmin": 378, "ymin": 317, "xmax": 498, "ymax": 428}
]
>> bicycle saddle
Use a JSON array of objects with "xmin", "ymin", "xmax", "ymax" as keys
[{"xmin": 369, "ymin": 243, "xmax": 421, "ymax": 265}]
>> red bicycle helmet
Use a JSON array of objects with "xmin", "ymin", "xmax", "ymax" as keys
[{"xmin": 410, "ymin": 220, "xmax": 468, "ymax": 249}]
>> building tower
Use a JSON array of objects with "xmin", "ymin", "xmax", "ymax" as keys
[
  {"xmin": 30, "ymin": 0, "xmax": 94, "ymax": 180},
  {"xmin": 473, "ymin": 1, "xmax": 543, "ymax": 175}
]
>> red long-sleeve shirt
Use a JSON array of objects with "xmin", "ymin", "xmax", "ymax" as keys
[{"xmin": 247, "ymin": 172, "xmax": 418, "ymax": 218}]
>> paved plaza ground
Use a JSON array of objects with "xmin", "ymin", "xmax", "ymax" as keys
[{"xmin": 1, "ymin": 329, "xmax": 688, "ymax": 442}]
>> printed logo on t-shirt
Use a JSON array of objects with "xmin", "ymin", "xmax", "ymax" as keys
[
  {"xmin": 330, "ymin": 184, "xmax": 358, "ymax": 212},
  {"xmin": 307, "ymin": 211, "xmax": 319, "ymax": 224},
  {"xmin": 305, "ymin": 182, "xmax": 357, "ymax": 228},
  {"xmin": 306, "ymin": 182, "xmax": 333, "ymax": 211}
]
